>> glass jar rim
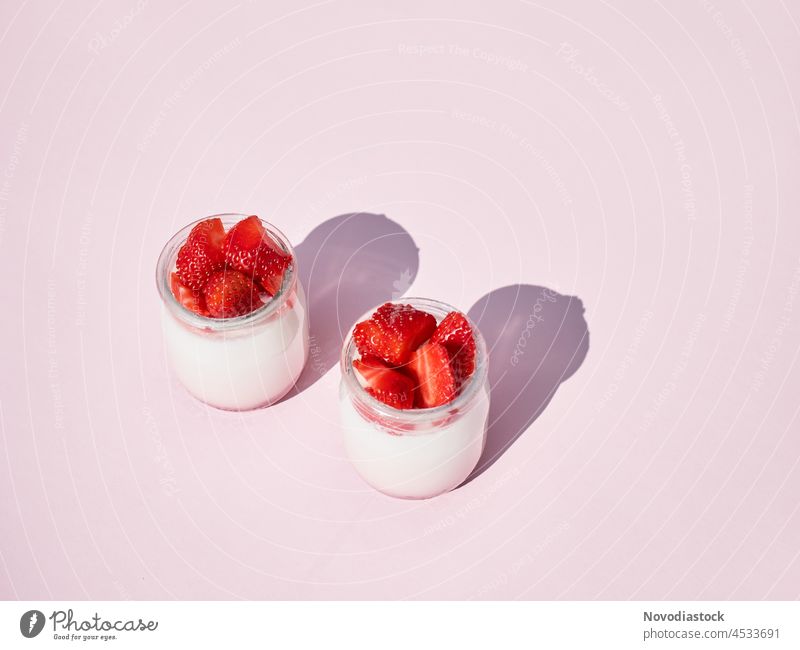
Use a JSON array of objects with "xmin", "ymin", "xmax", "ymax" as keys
[
  {"xmin": 340, "ymin": 297, "xmax": 489, "ymax": 426},
  {"xmin": 155, "ymin": 213, "xmax": 297, "ymax": 331}
]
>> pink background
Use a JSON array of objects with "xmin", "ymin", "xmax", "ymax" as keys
[{"xmin": 1, "ymin": 0, "xmax": 799, "ymax": 600}]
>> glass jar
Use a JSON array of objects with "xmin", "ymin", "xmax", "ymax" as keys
[
  {"xmin": 339, "ymin": 298, "xmax": 490, "ymax": 499},
  {"xmin": 156, "ymin": 214, "xmax": 309, "ymax": 411}
]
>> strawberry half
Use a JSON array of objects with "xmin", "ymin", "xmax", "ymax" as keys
[
  {"xmin": 170, "ymin": 272, "xmax": 208, "ymax": 316},
  {"xmin": 353, "ymin": 355, "xmax": 415, "ymax": 409},
  {"xmin": 203, "ymin": 269, "xmax": 263, "ymax": 318},
  {"xmin": 223, "ymin": 215, "xmax": 292, "ymax": 296},
  {"xmin": 407, "ymin": 342, "xmax": 457, "ymax": 408},
  {"xmin": 353, "ymin": 303, "xmax": 437, "ymax": 366},
  {"xmin": 175, "ymin": 218, "xmax": 226, "ymax": 291},
  {"xmin": 430, "ymin": 311, "xmax": 477, "ymax": 388}
]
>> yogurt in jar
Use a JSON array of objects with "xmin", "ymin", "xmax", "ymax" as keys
[
  {"xmin": 338, "ymin": 298, "xmax": 490, "ymax": 499},
  {"xmin": 156, "ymin": 214, "xmax": 309, "ymax": 410}
]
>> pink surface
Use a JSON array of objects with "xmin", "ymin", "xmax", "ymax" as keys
[{"xmin": 1, "ymin": 0, "xmax": 799, "ymax": 600}]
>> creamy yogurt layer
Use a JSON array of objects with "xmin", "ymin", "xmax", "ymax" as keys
[
  {"xmin": 340, "ymin": 381, "xmax": 489, "ymax": 498},
  {"xmin": 162, "ymin": 285, "xmax": 309, "ymax": 410}
]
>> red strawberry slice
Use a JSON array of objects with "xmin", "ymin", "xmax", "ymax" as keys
[
  {"xmin": 223, "ymin": 215, "xmax": 292, "ymax": 295},
  {"xmin": 407, "ymin": 342, "xmax": 457, "ymax": 408},
  {"xmin": 430, "ymin": 311, "xmax": 477, "ymax": 388},
  {"xmin": 175, "ymin": 218, "xmax": 226, "ymax": 291},
  {"xmin": 352, "ymin": 319, "xmax": 383, "ymax": 359},
  {"xmin": 203, "ymin": 269, "xmax": 263, "ymax": 318},
  {"xmin": 352, "ymin": 303, "xmax": 437, "ymax": 366},
  {"xmin": 170, "ymin": 272, "xmax": 208, "ymax": 316},
  {"xmin": 255, "ymin": 251, "xmax": 291, "ymax": 296},
  {"xmin": 353, "ymin": 355, "xmax": 415, "ymax": 409}
]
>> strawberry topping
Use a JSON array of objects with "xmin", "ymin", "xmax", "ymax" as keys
[
  {"xmin": 430, "ymin": 311, "xmax": 477, "ymax": 388},
  {"xmin": 406, "ymin": 342, "xmax": 457, "ymax": 408},
  {"xmin": 170, "ymin": 272, "xmax": 208, "ymax": 316},
  {"xmin": 203, "ymin": 269, "xmax": 263, "ymax": 318},
  {"xmin": 353, "ymin": 355, "xmax": 415, "ymax": 409},
  {"xmin": 223, "ymin": 215, "xmax": 292, "ymax": 296},
  {"xmin": 175, "ymin": 218, "xmax": 226, "ymax": 291},
  {"xmin": 169, "ymin": 215, "xmax": 293, "ymax": 318},
  {"xmin": 350, "ymin": 306, "xmax": 478, "ymax": 410},
  {"xmin": 353, "ymin": 302, "xmax": 436, "ymax": 366}
]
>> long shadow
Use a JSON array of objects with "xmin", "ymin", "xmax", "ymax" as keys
[
  {"xmin": 287, "ymin": 213, "xmax": 420, "ymax": 396},
  {"xmin": 465, "ymin": 284, "xmax": 590, "ymax": 482}
]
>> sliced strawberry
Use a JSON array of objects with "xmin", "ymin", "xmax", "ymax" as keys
[
  {"xmin": 223, "ymin": 215, "xmax": 292, "ymax": 295},
  {"xmin": 255, "ymin": 251, "xmax": 291, "ymax": 296},
  {"xmin": 353, "ymin": 355, "xmax": 394, "ymax": 383},
  {"xmin": 430, "ymin": 311, "xmax": 477, "ymax": 388},
  {"xmin": 224, "ymin": 215, "xmax": 288, "ymax": 261},
  {"xmin": 407, "ymin": 342, "xmax": 457, "ymax": 408},
  {"xmin": 353, "ymin": 355, "xmax": 415, "ymax": 409},
  {"xmin": 352, "ymin": 303, "xmax": 437, "ymax": 366},
  {"xmin": 170, "ymin": 272, "xmax": 208, "ymax": 316},
  {"xmin": 352, "ymin": 319, "xmax": 383, "ymax": 359},
  {"xmin": 203, "ymin": 269, "xmax": 263, "ymax": 318},
  {"xmin": 175, "ymin": 218, "xmax": 226, "ymax": 291}
]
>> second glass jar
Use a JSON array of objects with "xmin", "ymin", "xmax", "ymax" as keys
[{"xmin": 339, "ymin": 298, "xmax": 490, "ymax": 499}]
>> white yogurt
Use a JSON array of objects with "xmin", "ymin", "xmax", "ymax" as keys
[
  {"xmin": 339, "ymin": 384, "xmax": 489, "ymax": 498},
  {"xmin": 162, "ymin": 285, "xmax": 309, "ymax": 410}
]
